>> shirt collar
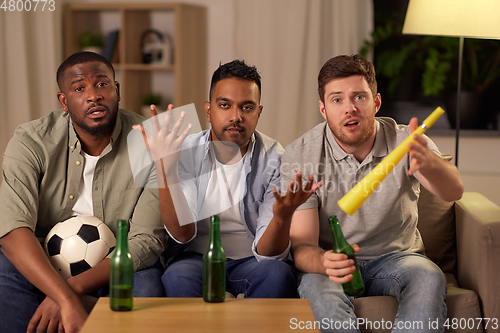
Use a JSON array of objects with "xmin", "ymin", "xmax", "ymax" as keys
[
  {"xmin": 68, "ymin": 116, "xmax": 80, "ymax": 153},
  {"xmin": 67, "ymin": 110, "xmax": 122, "ymax": 154},
  {"xmin": 325, "ymin": 123, "xmax": 348, "ymax": 161},
  {"xmin": 373, "ymin": 119, "xmax": 388, "ymax": 158}
]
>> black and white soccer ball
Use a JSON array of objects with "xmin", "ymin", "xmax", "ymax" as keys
[{"xmin": 44, "ymin": 215, "xmax": 116, "ymax": 279}]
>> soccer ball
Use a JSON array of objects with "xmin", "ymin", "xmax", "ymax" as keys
[{"xmin": 44, "ymin": 215, "xmax": 116, "ymax": 279}]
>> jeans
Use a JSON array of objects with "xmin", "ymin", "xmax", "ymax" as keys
[
  {"xmin": 162, "ymin": 251, "xmax": 297, "ymax": 298},
  {"xmin": 0, "ymin": 250, "xmax": 164, "ymax": 333},
  {"xmin": 298, "ymin": 251, "xmax": 447, "ymax": 333}
]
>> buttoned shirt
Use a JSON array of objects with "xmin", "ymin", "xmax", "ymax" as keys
[
  {"xmin": 168, "ymin": 129, "xmax": 289, "ymax": 261},
  {"xmin": 0, "ymin": 109, "xmax": 165, "ymax": 271},
  {"xmin": 281, "ymin": 118, "xmax": 441, "ymax": 261}
]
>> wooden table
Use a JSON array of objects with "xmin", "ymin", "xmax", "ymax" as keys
[{"xmin": 80, "ymin": 297, "xmax": 319, "ymax": 332}]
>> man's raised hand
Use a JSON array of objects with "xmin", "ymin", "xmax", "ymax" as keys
[
  {"xmin": 132, "ymin": 104, "xmax": 192, "ymax": 178},
  {"xmin": 272, "ymin": 172, "xmax": 322, "ymax": 221}
]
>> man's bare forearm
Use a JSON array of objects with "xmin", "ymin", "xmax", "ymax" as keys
[
  {"xmin": 156, "ymin": 160, "xmax": 195, "ymax": 243},
  {"xmin": 291, "ymin": 242, "xmax": 326, "ymax": 275},
  {"xmin": 418, "ymin": 154, "xmax": 464, "ymax": 202},
  {"xmin": 256, "ymin": 214, "xmax": 291, "ymax": 257},
  {"xmin": 66, "ymin": 258, "xmax": 111, "ymax": 296}
]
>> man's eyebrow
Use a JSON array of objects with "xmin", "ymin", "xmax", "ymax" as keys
[
  {"xmin": 327, "ymin": 91, "xmax": 343, "ymax": 98},
  {"xmin": 69, "ymin": 78, "xmax": 84, "ymax": 86},
  {"xmin": 95, "ymin": 74, "xmax": 111, "ymax": 80},
  {"xmin": 69, "ymin": 74, "xmax": 110, "ymax": 87},
  {"xmin": 327, "ymin": 90, "xmax": 369, "ymax": 98},
  {"xmin": 215, "ymin": 97, "xmax": 232, "ymax": 103},
  {"xmin": 239, "ymin": 100, "xmax": 258, "ymax": 106},
  {"xmin": 215, "ymin": 97, "xmax": 258, "ymax": 106}
]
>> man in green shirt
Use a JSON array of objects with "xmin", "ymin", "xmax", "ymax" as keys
[{"xmin": 0, "ymin": 52, "xmax": 166, "ymax": 333}]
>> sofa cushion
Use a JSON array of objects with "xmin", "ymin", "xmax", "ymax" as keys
[
  {"xmin": 445, "ymin": 274, "xmax": 483, "ymax": 333},
  {"xmin": 417, "ymin": 185, "xmax": 456, "ymax": 275},
  {"xmin": 352, "ymin": 274, "xmax": 482, "ymax": 333}
]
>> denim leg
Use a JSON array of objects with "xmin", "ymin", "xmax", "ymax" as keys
[
  {"xmin": 298, "ymin": 273, "xmax": 360, "ymax": 333},
  {"xmin": 362, "ymin": 252, "xmax": 447, "ymax": 333},
  {"xmin": 226, "ymin": 257, "xmax": 297, "ymax": 298},
  {"xmin": 162, "ymin": 252, "xmax": 203, "ymax": 297},
  {"xmin": 133, "ymin": 259, "xmax": 165, "ymax": 297},
  {"xmin": 0, "ymin": 250, "xmax": 43, "ymax": 333}
]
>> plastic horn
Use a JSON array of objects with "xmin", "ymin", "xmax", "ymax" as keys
[{"xmin": 337, "ymin": 106, "xmax": 445, "ymax": 216}]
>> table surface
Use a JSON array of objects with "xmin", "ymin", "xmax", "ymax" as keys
[{"xmin": 80, "ymin": 297, "xmax": 319, "ymax": 332}]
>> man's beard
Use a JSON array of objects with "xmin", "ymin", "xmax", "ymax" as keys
[
  {"xmin": 326, "ymin": 114, "xmax": 375, "ymax": 148},
  {"xmin": 72, "ymin": 103, "xmax": 118, "ymax": 138}
]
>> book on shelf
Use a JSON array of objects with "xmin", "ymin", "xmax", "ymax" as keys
[{"xmin": 102, "ymin": 30, "xmax": 120, "ymax": 62}]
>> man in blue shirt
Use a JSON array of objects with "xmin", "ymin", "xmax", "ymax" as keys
[{"xmin": 135, "ymin": 60, "xmax": 321, "ymax": 297}]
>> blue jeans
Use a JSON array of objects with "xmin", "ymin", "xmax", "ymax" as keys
[
  {"xmin": 298, "ymin": 251, "xmax": 447, "ymax": 333},
  {"xmin": 0, "ymin": 250, "xmax": 164, "ymax": 333},
  {"xmin": 162, "ymin": 251, "xmax": 297, "ymax": 298}
]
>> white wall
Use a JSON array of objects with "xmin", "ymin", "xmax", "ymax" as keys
[{"xmin": 429, "ymin": 134, "xmax": 500, "ymax": 206}]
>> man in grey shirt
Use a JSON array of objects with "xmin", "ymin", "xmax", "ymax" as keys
[
  {"xmin": 0, "ymin": 52, "xmax": 166, "ymax": 333},
  {"xmin": 281, "ymin": 54, "xmax": 463, "ymax": 333}
]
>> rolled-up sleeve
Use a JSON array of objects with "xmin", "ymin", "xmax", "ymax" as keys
[
  {"xmin": 252, "ymin": 165, "xmax": 290, "ymax": 261},
  {"xmin": 0, "ymin": 130, "xmax": 41, "ymax": 239},
  {"xmin": 126, "ymin": 186, "xmax": 166, "ymax": 271},
  {"xmin": 280, "ymin": 147, "xmax": 319, "ymax": 211}
]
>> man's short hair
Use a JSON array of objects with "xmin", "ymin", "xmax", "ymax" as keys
[
  {"xmin": 209, "ymin": 60, "xmax": 262, "ymax": 102},
  {"xmin": 56, "ymin": 51, "xmax": 115, "ymax": 91},
  {"xmin": 318, "ymin": 54, "xmax": 377, "ymax": 103}
]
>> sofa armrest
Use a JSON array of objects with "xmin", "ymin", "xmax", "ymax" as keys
[{"xmin": 455, "ymin": 192, "xmax": 500, "ymax": 331}]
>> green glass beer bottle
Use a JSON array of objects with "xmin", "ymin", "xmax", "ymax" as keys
[
  {"xmin": 329, "ymin": 215, "xmax": 364, "ymax": 296},
  {"xmin": 203, "ymin": 215, "xmax": 226, "ymax": 302},
  {"xmin": 110, "ymin": 219, "xmax": 134, "ymax": 311}
]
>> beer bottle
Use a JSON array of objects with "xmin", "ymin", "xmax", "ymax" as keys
[
  {"xmin": 329, "ymin": 215, "xmax": 364, "ymax": 296},
  {"xmin": 110, "ymin": 219, "xmax": 134, "ymax": 311},
  {"xmin": 203, "ymin": 215, "xmax": 226, "ymax": 302}
]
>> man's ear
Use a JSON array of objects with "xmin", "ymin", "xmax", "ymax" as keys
[
  {"xmin": 115, "ymin": 81, "xmax": 121, "ymax": 102},
  {"xmin": 374, "ymin": 93, "xmax": 382, "ymax": 114},
  {"xmin": 204, "ymin": 101, "xmax": 211, "ymax": 123},
  {"xmin": 258, "ymin": 105, "xmax": 263, "ymax": 118},
  {"xmin": 57, "ymin": 92, "xmax": 69, "ymax": 112},
  {"xmin": 318, "ymin": 100, "xmax": 327, "ymax": 121}
]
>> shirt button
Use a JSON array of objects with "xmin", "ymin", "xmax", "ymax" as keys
[
  {"xmin": 76, "ymin": 161, "xmax": 81, "ymax": 166},
  {"xmin": 70, "ymin": 146, "xmax": 74, "ymax": 149},
  {"xmin": 69, "ymin": 195, "xmax": 74, "ymax": 200}
]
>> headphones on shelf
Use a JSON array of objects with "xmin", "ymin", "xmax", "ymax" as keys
[{"xmin": 140, "ymin": 29, "xmax": 173, "ymax": 65}]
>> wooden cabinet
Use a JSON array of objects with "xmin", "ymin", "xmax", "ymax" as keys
[{"xmin": 63, "ymin": 2, "xmax": 207, "ymax": 127}]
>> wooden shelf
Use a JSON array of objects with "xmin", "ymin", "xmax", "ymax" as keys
[{"xmin": 63, "ymin": 2, "xmax": 207, "ymax": 128}]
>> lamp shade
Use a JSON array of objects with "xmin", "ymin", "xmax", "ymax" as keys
[{"xmin": 403, "ymin": 0, "xmax": 500, "ymax": 39}]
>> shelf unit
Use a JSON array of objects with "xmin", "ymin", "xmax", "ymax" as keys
[{"xmin": 63, "ymin": 2, "xmax": 207, "ymax": 127}]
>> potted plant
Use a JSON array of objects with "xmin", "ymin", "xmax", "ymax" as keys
[
  {"xmin": 361, "ymin": 10, "xmax": 500, "ymax": 129},
  {"xmin": 141, "ymin": 92, "xmax": 162, "ymax": 117},
  {"xmin": 79, "ymin": 30, "xmax": 104, "ymax": 54},
  {"xmin": 360, "ymin": 11, "xmax": 457, "ymax": 99},
  {"xmin": 445, "ymin": 39, "xmax": 500, "ymax": 129}
]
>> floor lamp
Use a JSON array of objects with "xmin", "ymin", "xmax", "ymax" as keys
[{"xmin": 402, "ymin": 0, "xmax": 500, "ymax": 167}]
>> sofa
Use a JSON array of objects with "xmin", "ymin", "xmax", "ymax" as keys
[{"xmin": 352, "ymin": 189, "xmax": 500, "ymax": 333}]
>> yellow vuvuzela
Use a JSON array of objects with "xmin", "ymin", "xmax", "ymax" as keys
[{"xmin": 337, "ymin": 107, "xmax": 445, "ymax": 216}]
